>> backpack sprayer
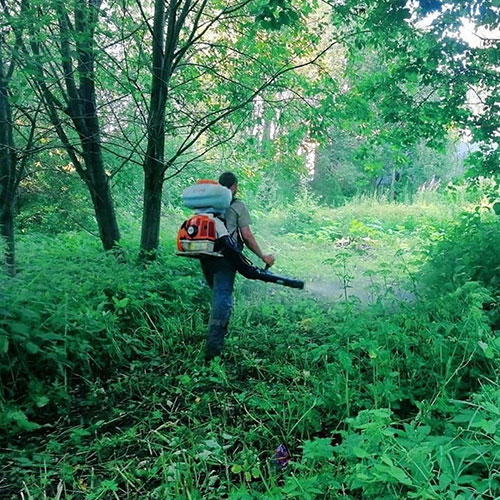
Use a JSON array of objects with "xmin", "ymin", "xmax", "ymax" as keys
[{"xmin": 176, "ymin": 180, "xmax": 304, "ymax": 290}]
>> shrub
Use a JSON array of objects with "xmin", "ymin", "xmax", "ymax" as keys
[
  {"xmin": 0, "ymin": 233, "xmax": 206, "ymax": 436},
  {"xmin": 421, "ymin": 210, "xmax": 500, "ymax": 310}
]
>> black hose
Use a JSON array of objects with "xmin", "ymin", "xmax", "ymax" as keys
[{"xmin": 218, "ymin": 235, "xmax": 304, "ymax": 290}]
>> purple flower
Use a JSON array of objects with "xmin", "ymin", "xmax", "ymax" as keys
[{"xmin": 272, "ymin": 443, "xmax": 291, "ymax": 469}]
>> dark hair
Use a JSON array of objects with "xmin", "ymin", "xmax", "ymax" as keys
[{"xmin": 219, "ymin": 171, "xmax": 237, "ymax": 188}]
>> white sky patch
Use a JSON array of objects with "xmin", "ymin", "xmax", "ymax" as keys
[
  {"xmin": 408, "ymin": 1, "xmax": 500, "ymax": 48},
  {"xmin": 412, "ymin": 11, "xmax": 440, "ymax": 30},
  {"xmin": 459, "ymin": 18, "xmax": 500, "ymax": 48},
  {"xmin": 406, "ymin": 2, "xmax": 500, "ymax": 147}
]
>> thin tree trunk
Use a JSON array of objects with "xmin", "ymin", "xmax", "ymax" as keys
[
  {"xmin": 87, "ymin": 162, "xmax": 120, "ymax": 250},
  {"xmin": 390, "ymin": 168, "xmax": 396, "ymax": 202},
  {"xmin": 75, "ymin": 0, "xmax": 121, "ymax": 250},
  {"xmin": 0, "ymin": 51, "xmax": 17, "ymax": 276},
  {"xmin": 139, "ymin": 0, "xmax": 168, "ymax": 258},
  {"xmin": 140, "ymin": 168, "xmax": 164, "ymax": 258},
  {"xmin": 35, "ymin": 74, "xmax": 121, "ymax": 251},
  {"xmin": 140, "ymin": 122, "xmax": 166, "ymax": 257},
  {"xmin": 262, "ymin": 114, "xmax": 273, "ymax": 144},
  {"xmin": 0, "ymin": 209, "xmax": 15, "ymax": 277},
  {"xmin": 29, "ymin": 0, "xmax": 121, "ymax": 252}
]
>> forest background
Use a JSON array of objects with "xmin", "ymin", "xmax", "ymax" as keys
[{"xmin": 1, "ymin": 0, "xmax": 500, "ymax": 498}]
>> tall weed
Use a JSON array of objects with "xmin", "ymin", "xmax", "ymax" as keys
[
  {"xmin": 422, "ymin": 210, "xmax": 500, "ymax": 305},
  {"xmin": 0, "ymin": 233, "xmax": 205, "ymax": 436},
  {"xmin": 4, "ymin": 200, "xmax": 500, "ymax": 499}
]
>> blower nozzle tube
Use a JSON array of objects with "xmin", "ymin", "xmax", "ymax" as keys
[
  {"xmin": 253, "ymin": 269, "xmax": 305, "ymax": 289},
  {"xmin": 219, "ymin": 236, "xmax": 304, "ymax": 290}
]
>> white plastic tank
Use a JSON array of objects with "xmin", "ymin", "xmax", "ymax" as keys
[{"xmin": 182, "ymin": 181, "xmax": 231, "ymax": 211}]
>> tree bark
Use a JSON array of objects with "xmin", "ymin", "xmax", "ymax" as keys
[
  {"xmin": 76, "ymin": 0, "xmax": 121, "ymax": 250},
  {"xmin": 390, "ymin": 168, "xmax": 396, "ymax": 202},
  {"xmin": 140, "ymin": 168, "xmax": 164, "ymax": 258},
  {"xmin": 0, "ymin": 208, "xmax": 15, "ymax": 277},
  {"xmin": 139, "ymin": 0, "xmax": 169, "ymax": 258},
  {"xmin": 140, "ymin": 106, "xmax": 167, "ymax": 257},
  {"xmin": 86, "ymin": 159, "xmax": 120, "ymax": 250},
  {"xmin": 0, "ymin": 50, "xmax": 17, "ymax": 276},
  {"xmin": 31, "ymin": 0, "xmax": 121, "ymax": 251}
]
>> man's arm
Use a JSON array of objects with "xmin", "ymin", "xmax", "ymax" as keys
[{"xmin": 240, "ymin": 226, "xmax": 275, "ymax": 267}]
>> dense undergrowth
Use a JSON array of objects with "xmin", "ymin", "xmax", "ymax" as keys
[{"xmin": 2, "ymin": 198, "xmax": 500, "ymax": 499}]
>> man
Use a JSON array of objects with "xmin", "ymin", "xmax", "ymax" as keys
[{"xmin": 200, "ymin": 171, "xmax": 275, "ymax": 361}]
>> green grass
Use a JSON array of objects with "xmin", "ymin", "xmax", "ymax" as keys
[
  {"xmin": 3, "ymin": 195, "xmax": 500, "ymax": 499},
  {"xmin": 250, "ymin": 195, "xmax": 467, "ymax": 303}
]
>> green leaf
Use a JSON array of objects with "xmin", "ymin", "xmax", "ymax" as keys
[
  {"xmin": 482, "ymin": 402, "xmax": 500, "ymax": 416},
  {"xmin": 302, "ymin": 437, "xmax": 334, "ymax": 460},
  {"xmin": 439, "ymin": 472, "xmax": 453, "ymax": 490},
  {"xmin": 478, "ymin": 419, "xmax": 496, "ymax": 434},
  {"xmin": 0, "ymin": 334, "xmax": 8, "ymax": 353},
  {"xmin": 101, "ymin": 480, "xmax": 118, "ymax": 492},
  {"xmin": 10, "ymin": 322, "xmax": 30, "ymax": 336},
  {"xmin": 25, "ymin": 342, "xmax": 40, "ymax": 354},
  {"xmin": 35, "ymin": 395, "xmax": 49, "ymax": 408},
  {"xmin": 337, "ymin": 349, "xmax": 353, "ymax": 372},
  {"xmin": 8, "ymin": 410, "xmax": 41, "ymax": 431},
  {"xmin": 231, "ymin": 464, "xmax": 243, "ymax": 474},
  {"xmin": 352, "ymin": 447, "xmax": 370, "ymax": 458},
  {"xmin": 479, "ymin": 341, "xmax": 494, "ymax": 359},
  {"xmin": 204, "ymin": 439, "xmax": 221, "ymax": 450},
  {"xmin": 388, "ymin": 466, "xmax": 413, "ymax": 485},
  {"xmin": 374, "ymin": 464, "xmax": 413, "ymax": 485},
  {"xmin": 277, "ymin": 11, "xmax": 291, "ymax": 26}
]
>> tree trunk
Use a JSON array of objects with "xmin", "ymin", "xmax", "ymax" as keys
[
  {"xmin": 0, "ymin": 208, "xmax": 15, "ymax": 277},
  {"xmin": 139, "ymin": 0, "xmax": 168, "ymax": 259},
  {"xmin": 31, "ymin": 0, "xmax": 122, "ymax": 252},
  {"xmin": 0, "ymin": 52, "xmax": 17, "ymax": 276},
  {"xmin": 390, "ymin": 168, "xmax": 396, "ymax": 202},
  {"xmin": 80, "ymin": 86, "xmax": 121, "ymax": 250},
  {"xmin": 86, "ymin": 160, "xmax": 120, "ymax": 251},
  {"xmin": 77, "ymin": 0, "xmax": 121, "ymax": 251},
  {"xmin": 140, "ymin": 105, "xmax": 166, "ymax": 257},
  {"xmin": 35, "ymin": 74, "xmax": 121, "ymax": 251},
  {"xmin": 140, "ymin": 115, "xmax": 166, "ymax": 257},
  {"xmin": 140, "ymin": 167, "xmax": 164, "ymax": 259}
]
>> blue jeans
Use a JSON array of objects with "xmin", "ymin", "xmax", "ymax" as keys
[{"xmin": 200, "ymin": 257, "xmax": 236, "ymax": 358}]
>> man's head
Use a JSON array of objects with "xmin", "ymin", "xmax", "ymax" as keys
[{"xmin": 219, "ymin": 171, "xmax": 238, "ymax": 195}]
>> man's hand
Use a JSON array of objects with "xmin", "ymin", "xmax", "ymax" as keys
[{"xmin": 263, "ymin": 254, "xmax": 275, "ymax": 267}]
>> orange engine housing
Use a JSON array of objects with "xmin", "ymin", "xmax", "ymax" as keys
[{"xmin": 177, "ymin": 214, "xmax": 218, "ymax": 255}]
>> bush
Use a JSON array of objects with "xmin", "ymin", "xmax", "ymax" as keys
[
  {"xmin": 421, "ymin": 210, "xmax": 500, "ymax": 304},
  {"xmin": 4, "ymin": 202, "xmax": 500, "ymax": 499},
  {"xmin": 0, "ymin": 233, "xmax": 206, "ymax": 436}
]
